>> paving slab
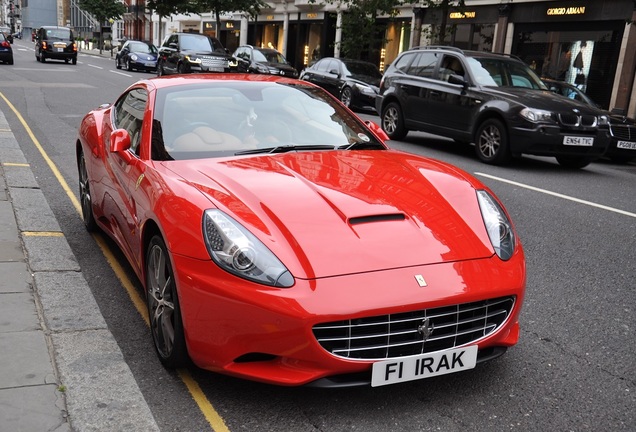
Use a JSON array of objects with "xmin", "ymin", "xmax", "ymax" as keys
[
  {"xmin": 0, "ymin": 292, "xmax": 39, "ymax": 332},
  {"xmin": 0, "ymin": 385, "xmax": 71, "ymax": 432},
  {"xmin": 0, "ymin": 261, "xmax": 31, "ymax": 293},
  {"xmin": 22, "ymin": 235, "xmax": 80, "ymax": 272},
  {"xmin": 8, "ymin": 187, "xmax": 61, "ymax": 233},
  {"xmin": 0, "ymin": 330, "xmax": 56, "ymax": 388}
]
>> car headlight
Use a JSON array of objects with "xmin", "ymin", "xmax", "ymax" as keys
[
  {"xmin": 598, "ymin": 114, "xmax": 610, "ymax": 126},
  {"xmin": 519, "ymin": 107, "xmax": 554, "ymax": 123},
  {"xmin": 353, "ymin": 83, "xmax": 378, "ymax": 96},
  {"xmin": 130, "ymin": 54, "xmax": 138, "ymax": 61},
  {"xmin": 477, "ymin": 190, "xmax": 515, "ymax": 261},
  {"xmin": 185, "ymin": 55, "xmax": 201, "ymax": 64},
  {"xmin": 203, "ymin": 209, "xmax": 294, "ymax": 287},
  {"xmin": 229, "ymin": 58, "xmax": 238, "ymax": 67},
  {"xmin": 255, "ymin": 63, "xmax": 270, "ymax": 74}
]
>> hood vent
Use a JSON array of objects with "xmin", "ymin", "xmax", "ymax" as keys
[{"xmin": 348, "ymin": 213, "xmax": 405, "ymax": 225}]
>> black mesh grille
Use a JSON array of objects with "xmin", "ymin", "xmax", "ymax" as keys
[
  {"xmin": 610, "ymin": 123, "xmax": 636, "ymax": 140},
  {"xmin": 313, "ymin": 297, "xmax": 515, "ymax": 360}
]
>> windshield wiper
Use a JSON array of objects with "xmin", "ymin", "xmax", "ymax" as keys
[
  {"xmin": 235, "ymin": 144, "xmax": 335, "ymax": 156},
  {"xmin": 337, "ymin": 141, "xmax": 385, "ymax": 150}
]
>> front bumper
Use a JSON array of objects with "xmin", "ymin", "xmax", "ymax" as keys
[
  {"xmin": 509, "ymin": 123, "xmax": 610, "ymax": 158},
  {"xmin": 171, "ymin": 250, "xmax": 526, "ymax": 387}
]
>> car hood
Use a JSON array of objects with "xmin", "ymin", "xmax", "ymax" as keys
[
  {"xmin": 166, "ymin": 151, "xmax": 495, "ymax": 279},
  {"xmin": 349, "ymin": 74, "xmax": 381, "ymax": 89},
  {"xmin": 481, "ymin": 87, "xmax": 601, "ymax": 113},
  {"xmin": 262, "ymin": 62, "xmax": 297, "ymax": 72},
  {"xmin": 131, "ymin": 51, "xmax": 158, "ymax": 60}
]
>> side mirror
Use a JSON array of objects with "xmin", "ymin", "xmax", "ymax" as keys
[
  {"xmin": 110, "ymin": 128, "xmax": 131, "ymax": 153},
  {"xmin": 168, "ymin": 42, "xmax": 178, "ymax": 50},
  {"xmin": 448, "ymin": 74, "xmax": 467, "ymax": 87},
  {"xmin": 365, "ymin": 121, "xmax": 390, "ymax": 142}
]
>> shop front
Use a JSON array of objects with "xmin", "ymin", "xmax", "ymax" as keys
[{"xmin": 509, "ymin": 0, "xmax": 635, "ymax": 110}]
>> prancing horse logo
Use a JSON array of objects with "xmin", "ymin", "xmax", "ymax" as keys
[{"xmin": 417, "ymin": 317, "xmax": 435, "ymax": 341}]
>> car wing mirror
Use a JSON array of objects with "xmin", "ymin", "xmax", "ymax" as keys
[
  {"xmin": 365, "ymin": 120, "xmax": 390, "ymax": 143},
  {"xmin": 448, "ymin": 74, "xmax": 468, "ymax": 87},
  {"xmin": 168, "ymin": 42, "xmax": 178, "ymax": 50},
  {"xmin": 110, "ymin": 128, "xmax": 132, "ymax": 153}
]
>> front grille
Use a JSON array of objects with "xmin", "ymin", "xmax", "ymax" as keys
[
  {"xmin": 313, "ymin": 296, "xmax": 515, "ymax": 360},
  {"xmin": 558, "ymin": 113, "xmax": 597, "ymax": 127},
  {"xmin": 610, "ymin": 123, "xmax": 636, "ymax": 140},
  {"xmin": 201, "ymin": 56, "xmax": 228, "ymax": 68}
]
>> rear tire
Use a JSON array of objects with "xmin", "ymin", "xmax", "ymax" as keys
[
  {"xmin": 381, "ymin": 102, "xmax": 408, "ymax": 140},
  {"xmin": 78, "ymin": 150, "xmax": 97, "ymax": 232}
]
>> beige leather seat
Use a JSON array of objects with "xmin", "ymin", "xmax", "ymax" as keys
[{"xmin": 172, "ymin": 126, "xmax": 245, "ymax": 152}]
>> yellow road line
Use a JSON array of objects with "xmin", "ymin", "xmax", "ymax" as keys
[{"xmin": 0, "ymin": 91, "xmax": 229, "ymax": 432}]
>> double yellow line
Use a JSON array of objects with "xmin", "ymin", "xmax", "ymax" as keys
[{"xmin": 0, "ymin": 92, "xmax": 229, "ymax": 432}]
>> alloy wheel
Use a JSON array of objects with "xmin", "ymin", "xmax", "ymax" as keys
[
  {"xmin": 341, "ymin": 87, "xmax": 352, "ymax": 107},
  {"xmin": 478, "ymin": 125, "xmax": 501, "ymax": 159},
  {"xmin": 78, "ymin": 152, "xmax": 97, "ymax": 231}
]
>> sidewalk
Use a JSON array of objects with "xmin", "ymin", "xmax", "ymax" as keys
[{"xmin": 0, "ymin": 108, "xmax": 159, "ymax": 430}]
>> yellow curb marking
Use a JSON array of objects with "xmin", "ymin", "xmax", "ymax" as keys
[
  {"xmin": 22, "ymin": 231, "xmax": 64, "ymax": 237},
  {"xmin": 0, "ymin": 90, "xmax": 229, "ymax": 432},
  {"xmin": 2, "ymin": 162, "xmax": 31, "ymax": 167}
]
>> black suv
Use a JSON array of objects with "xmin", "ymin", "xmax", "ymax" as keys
[
  {"xmin": 233, "ymin": 45, "xmax": 298, "ymax": 77},
  {"xmin": 157, "ymin": 32, "xmax": 234, "ymax": 75},
  {"xmin": 376, "ymin": 46, "xmax": 611, "ymax": 168},
  {"xmin": 35, "ymin": 26, "xmax": 77, "ymax": 64}
]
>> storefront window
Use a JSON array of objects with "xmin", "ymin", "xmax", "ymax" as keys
[
  {"xmin": 451, "ymin": 24, "xmax": 494, "ymax": 52},
  {"xmin": 512, "ymin": 23, "xmax": 623, "ymax": 109}
]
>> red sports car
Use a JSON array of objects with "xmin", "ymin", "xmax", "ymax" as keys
[{"xmin": 76, "ymin": 74, "xmax": 526, "ymax": 387}]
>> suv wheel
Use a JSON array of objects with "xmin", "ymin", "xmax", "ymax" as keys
[
  {"xmin": 39, "ymin": 51, "xmax": 46, "ymax": 63},
  {"xmin": 475, "ymin": 118, "xmax": 511, "ymax": 165},
  {"xmin": 381, "ymin": 102, "xmax": 408, "ymax": 140},
  {"xmin": 177, "ymin": 63, "xmax": 189, "ymax": 74},
  {"xmin": 555, "ymin": 156, "xmax": 592, "ymax": 169}
]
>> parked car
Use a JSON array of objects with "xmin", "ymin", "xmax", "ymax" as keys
[
  {"xmin": 116, "ymin": 40, "xmax": 158, "ymax": 72},
  {"xmin": 76, "ymin": 74, "xmax": 525, "ymax": 387},
  {"xmin": 300, "ymin": 57, "xmax": 382, "ymax": 111},
  {"xmin": 0, "ymin": 26, "xmax": 12, "ymax": 44},
  {"xmin": 377, "ymin": 46, "xmax": 611, "ymax": 168},
  {"xmin": 543, "ymin": 78, "xmax": 636, "ymax": 163},
  {"xmin": 0, "ymin": 32, "xmax": 13, "ymax": 64},
  {"xmin": 156, "ymin": 32, "xmax": 234, "ymax": 75},
  {"xmin": 233, "ymin": 45, "xmax": 298, "ymax": 77},
  {"xmin": 34, "ymin": 26, "xmax": 77, "ymax": 64}
]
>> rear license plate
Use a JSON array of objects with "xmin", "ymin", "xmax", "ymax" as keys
[
  {"xmin": 563, "ymin": 136, "xmax": 594, "ymax": 146},
  {"xmin": 57, "ymin": 48, "xmax": 64, "ymax": 52},
  {"xmin": 207, "ymin": 67, "xmax": 224, "ymax": 72},
  {"xmin": 371, "ymin": 345, "xmax": 478, "ymax": 387},
  {"xmin": 617, "ymin": 140, "xmax": 636, "ymax": 150}
]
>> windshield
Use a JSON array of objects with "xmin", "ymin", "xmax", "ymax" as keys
[
  {"xmin": 180, "ymin": 35, "xmax": 225, "ymax": 53},
  {"xmin": 343, "ymin": 61, "xmax": 382, "ymax": 79},
  {"xmin": 130, "ymin": 42, "xmax": 157, "ymax": 54},
  {"xmin": 45, "ymin": 28, "xmax": 72, "ymax": 40},
  {"xmin": 254, "ymin": 50, "xmax": 287, "ymax": 64},
  {"xmin": 467, "ymin": 57, "xmax": 547, "ymax": 89},
  {"xmin": 152, "ymin": 81, "xmax": 383, "ymax": 161}
]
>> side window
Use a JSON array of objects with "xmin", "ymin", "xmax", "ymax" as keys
[
  {"xmin": 315, "ymin": 59, "xmax": 329, "ymax": 73},
  {"xmin": 394, "ymin": 53, "xmax": 415, "ymax": 73},
  {"xmin": 407, "ymin": 52, "xmax": 440, "ymax": 78},
  {"xmin": 439, "ymin": 55, "xmax": 465, "ymax": 82},
  {"xmin": 113, "ymin": 88, "xmax": 148, "ymax": 156},
  {"xmin": 164, "ymin": 35, "xmax": 177, "ymax": 48}
]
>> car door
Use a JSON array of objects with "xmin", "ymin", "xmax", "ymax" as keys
[
  {"xmin": 426, "ymin": 54, "xmax": 476, "ymax": 136},
  {"xmin": 400, "ymin": 51, "xmax": 441, "ymax": 126},
  {"xmin": 160, "ymin": 35, "xmax": 179, "ymax": 73},
  {"xmin": 322, "ymin": 59, "xmax": 344, "ymax": 97},
  {"xmin": 106, "ymin": 87, "xmax": 149, "ymax": 265}
]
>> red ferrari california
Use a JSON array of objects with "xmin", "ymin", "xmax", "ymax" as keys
[{"xmin": 76, "ymin": 74, "xmax": 526, "ymax": 387}]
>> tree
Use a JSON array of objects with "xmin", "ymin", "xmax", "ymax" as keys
[
  {"xmin": 146, "ymin": 0, "xmax": 200, "ymax": 44},
  {"xmin": 415, "ymin": 0, "xmax": 466, "ymax": 45},
  {"xmin": 78, "ymin": 0, "xmax": 126, "ymax": 53},
  {"xmin": 337, "ymin": 0, "xmax": 401, "ymax": 60}
]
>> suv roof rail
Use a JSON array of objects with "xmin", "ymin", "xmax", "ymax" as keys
[{"xmin": 411, "ymin": 45, "xmax": 465, "ymax": 54}]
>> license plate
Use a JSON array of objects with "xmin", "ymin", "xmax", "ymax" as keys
[
  {"xmin": 371, "ymin": 345, "xmax": 478, "ymax": 387},
  {"xmin": 207, "ymin": 67, "xmax": 224, "ymax": 72},
  {"xmin": 563, "ymin": 136, "xmax": 594, "ymax": 146},
  {"xmin": 57, "ymin": 48, "xmax": 64, "ymax": 52},
  {"xmin": 146, "ymin": 62, "xmax": 156, "ymax": 67},
  {"xmin": 617, "ymin": 140, "xmax": 636, "ymax": 150}
]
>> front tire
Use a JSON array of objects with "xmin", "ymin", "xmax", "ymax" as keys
[
  {"xmin": 78, "ymin": 150, "xmax": 97, "ymax": 232},
  {"xmin": 555, "ymin": 156, "xmax": 592, "ymax": 169},
  {"xmin": 381, "ymin": 102, "xmax": 408, "ymax": 140},
  {"xmin": 177, "ymin": 62, "xmax": 189, "ymax": 74},
  {"xmin": 475, "ymin": 118, "xmax": 512, "ymax": 165},
  {"xmin": 340, "ymin": 86, "xmax": 353, "ymax": 108},
  {"xmin": 39, "ymin": 51, "xmax": 46, "ymax": 63},
  {"xmin": 126, "ymin": 58, "xmax": 133, "ymax": 71},
  {"xmin": 146, "ymin": 236, "xmax": 188, "ymax": 368}
]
